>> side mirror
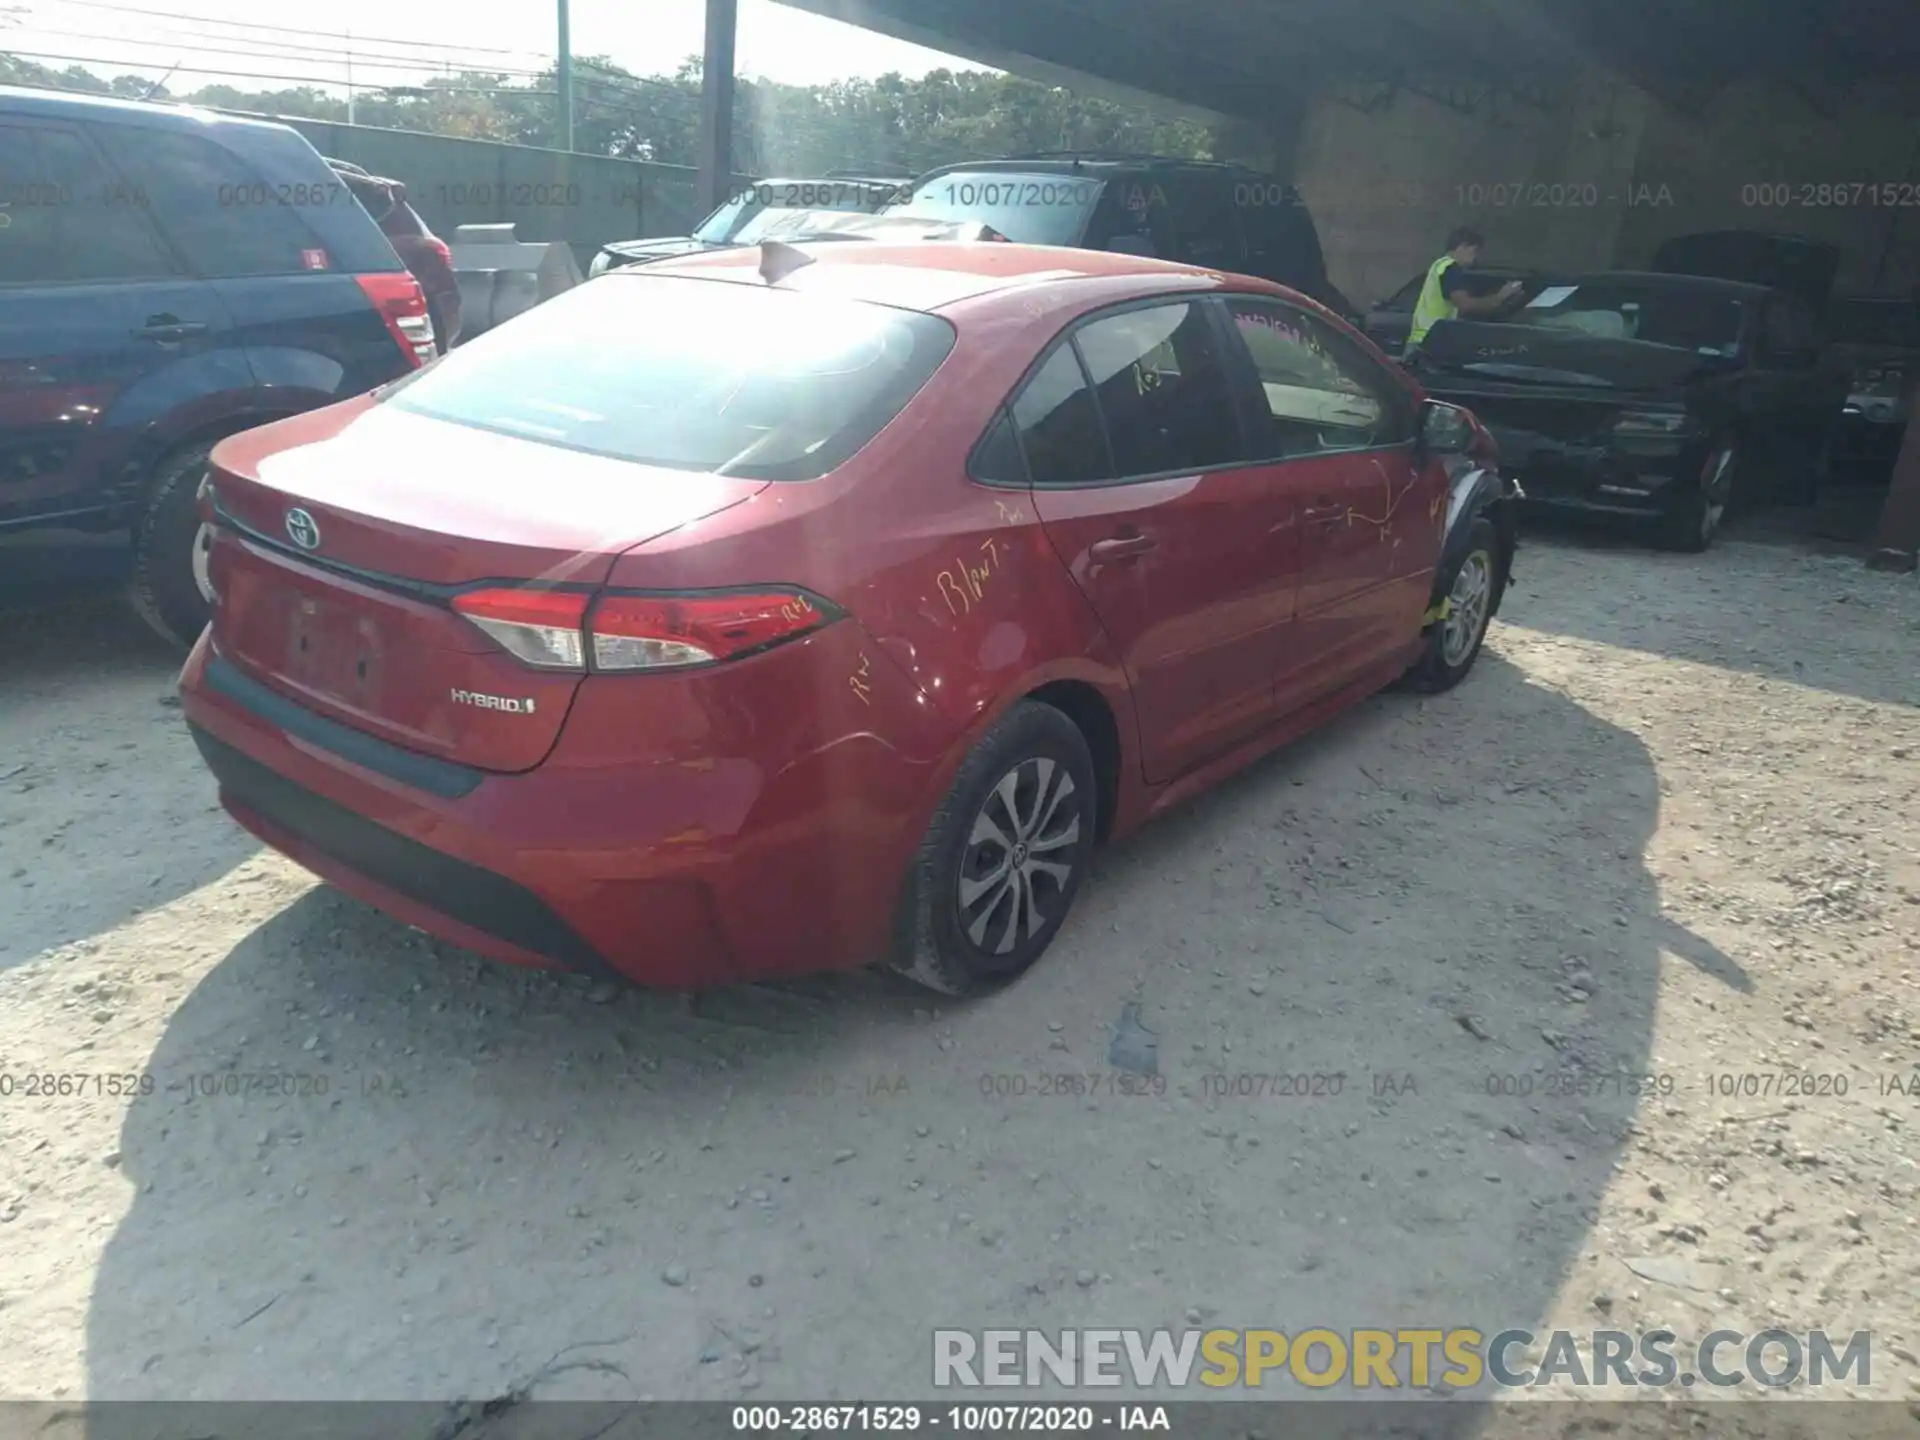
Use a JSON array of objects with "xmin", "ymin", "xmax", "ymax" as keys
[{"xmin": 1421, "ymin": 399, "xmax": 1476, "ymax": 455}]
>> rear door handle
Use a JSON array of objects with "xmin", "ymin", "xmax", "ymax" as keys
[
  {"xmin": 133, "ymin": 317, "xmax": 208, "ymax": 342},
  {"xmin": 1089, "ymin": 533, "xmax": 1156, "ymax": 561}
]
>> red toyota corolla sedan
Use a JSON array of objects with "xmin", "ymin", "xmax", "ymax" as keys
[{"xmin": 178, "ymin": 240, "xmax": 1516, "ymax": 995}]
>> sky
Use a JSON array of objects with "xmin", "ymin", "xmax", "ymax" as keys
[{"xmin": 5, "ymin": 0, "xmax": 984, "ymax": 94}]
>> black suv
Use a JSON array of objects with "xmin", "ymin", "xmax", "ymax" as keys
[
  {"xmin": 0, "ymin": 86, "xmax": 434, "ymax": 646},
  {"xmin": 886, "ymin": 153, "xmax": 1355, "ymax": 317}
]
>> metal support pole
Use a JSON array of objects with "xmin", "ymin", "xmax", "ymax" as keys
[
  {"xmin": 699, "ymin": 0, "xmax": 738, "ymax": 215},
  {"xmin": 1868, "ymin": 375, "xmax": 1920, "ymax": 571},
  {"xmin": 557, "ymin": 0, "xmax": 574, "ymax": 153}
]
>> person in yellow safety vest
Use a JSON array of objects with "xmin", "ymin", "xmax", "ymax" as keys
[{"xmin": 1406, "ymin": 226, "xmax": 1525, "ymax": 355}]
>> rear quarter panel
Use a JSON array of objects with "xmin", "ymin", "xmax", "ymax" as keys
[
  {"xmin": 599, "ymin": 274, "xmax": 1163, "ymax": 816},
  {"xmin": 213, "ymin": 275, "xmax": 416, "ymax": 407}
]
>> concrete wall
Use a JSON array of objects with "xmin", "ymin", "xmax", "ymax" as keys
[
  {"xmin": 1287, "ymin": 70, "xmax": 1920, "ymax": 308},
  {"xmin": 222, "ymin": 115, "xmax": 748, "ymax": 267},
  {"xmin": 1291, "ymin": 73, "xmax": 1656, "ymax": 308},
  {"xmin": 1615, "ymin": 79, "xmax": 1920, "ymax": 295}
]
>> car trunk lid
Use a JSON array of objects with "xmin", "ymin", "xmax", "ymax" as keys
[
  {"xmin": 1650, "ymin": 231, "xmax": 1841, "ymax": 308},
  {"xmin": 205, "ymin": 400, "xmax": 768, "ymax": 773}
]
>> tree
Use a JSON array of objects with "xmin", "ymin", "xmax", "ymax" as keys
[{"xmin": 0, "ymin": 47, "xmax": 1217, "ymax": 171}]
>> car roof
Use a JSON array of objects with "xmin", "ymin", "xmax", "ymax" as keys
[
  {"xmin": 0, "ymin": 82, "xmax": 294, "ymax": 137},
  {"xmin": 631, "ymin": 240, "xmax": 1255, "ymax": 313}
]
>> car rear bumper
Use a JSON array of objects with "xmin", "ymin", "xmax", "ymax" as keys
[{"xmin": 178, "ymin": 627, "xmax": 947, "ymax": 988}]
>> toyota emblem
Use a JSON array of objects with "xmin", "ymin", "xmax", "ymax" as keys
[{"xmin": 285, "ymin": 507, "xmax": 321, "ymax": 551}]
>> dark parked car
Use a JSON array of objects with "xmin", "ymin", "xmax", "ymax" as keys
[
  {"xmin": 1824, "ymin": 294, "xmax": 1919, "ymax": 474},
  {"xmin": 327, "ymin": 158, "xmax": 461, "ymax": 351},
  {"xmin": 885, "ymin": 153, "xmax": 1358, "ymax": 319},
  {"xmin": 587, "ymin": 173, "xmax": 909, "ymax": 276},
  {"xmin": 178, "ymin": 240, "xmax": 1516, "ymax": 994},
  {"xmin": 1362, "ymin": 265, "xmax": 1540, "ymax": 355},
  {"xmin": 0, "ymin": 86, "xmax": 434, "ymax": 645},
  {"xmin": 1407, "ymin": 270, "xmax": 1849, "ymax": 550}
]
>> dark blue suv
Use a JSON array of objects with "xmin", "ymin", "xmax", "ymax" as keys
[{"xmin": 1, "ymin": 86, "xmax": 436, "ymax": 646}]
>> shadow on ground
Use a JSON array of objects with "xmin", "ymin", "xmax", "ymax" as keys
[
  {"xmin": 82, "ymin": 643, "xmax": 1741, "ymax": 1430},
  {"xmin": 0, "ymin": 596, "xmax": 257, "ymax": 970}
]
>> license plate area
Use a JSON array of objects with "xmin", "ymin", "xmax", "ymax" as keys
[{"xmin": 286, "ymin": 592, "xmax": 390, "ymax": 711}]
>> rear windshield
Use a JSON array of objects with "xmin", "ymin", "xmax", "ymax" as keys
[
  {"xmin": 695, "ymin": 183, "xmax": 892, "ymax": 243},
  {"xmin": 892, "ymin": 171, "xmax": 1102, "ymax": 247},
  {"xmin": 384, "ymin": 274, "xmax": 956, "ymax": 481}
]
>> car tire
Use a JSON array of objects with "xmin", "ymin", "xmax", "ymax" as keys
[
  {"xmin": 1661, "ymin": 437, "xmax": 1736, "ymax": 553},
  {"xmin": 1403, "ymin": 515, "xmax": 1501, "ymax": 694},
  {"xmin": 888, "ymin": 700, "xmax": 1097, "ymax": 997},
  {"xmin": 127, "ymin": 438, "xmax": 218, "ymax": 650}
]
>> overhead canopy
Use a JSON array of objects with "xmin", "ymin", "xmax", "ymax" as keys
[{"xmin": 773, "ymin": 0, "xmax": 1920, "ymax": 122}]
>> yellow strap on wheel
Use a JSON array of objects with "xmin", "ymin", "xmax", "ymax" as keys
[{"xmin": 1421, "ymin": 597, "xmax": 1453, "ymax": 626}]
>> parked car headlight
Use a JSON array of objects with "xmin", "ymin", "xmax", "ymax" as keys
[{"xmin": 1611, "ymin": 410, "xmax": 1689, "ymax": 436}]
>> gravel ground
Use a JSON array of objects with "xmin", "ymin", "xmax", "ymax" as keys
[{"xmin": 1, "ymin": 530, "xmax": 1917, "ymax": 1422}]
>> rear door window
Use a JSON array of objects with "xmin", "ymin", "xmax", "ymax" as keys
[
  {"xmin": 1071, "ymin": 301, "xmax": 1244, "ymax": 478},
  {"xmin": 90, "ymin": 124, "xmax": 329, "ymax": 277},
  {"xmin": 0, "ymin": 122, "xmax": 176, "ymax": 284},
  {"xmin": 385, "ymin": 275, "xmax": 956, "ymax": 481}
]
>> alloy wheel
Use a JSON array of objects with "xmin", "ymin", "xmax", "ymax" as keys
[
  {"xmin": 1441, "ymin": 549, "xmax": 1493, "ymax": 668},
  {"xmin": 956, "ymin": 757, "xmax": 1081, "ymax": 957}
]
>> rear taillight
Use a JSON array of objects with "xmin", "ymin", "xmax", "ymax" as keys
[
  {"xmin": 452, "ymin": 589, "xmax": 589, "ymax": 669},
  {"xmin": 452, "ymin": 588, "xmax": 839, "ymax": 673},
  {"xmin": 356, "ymin": 272, "xmax": 437, "ymax": 369}
]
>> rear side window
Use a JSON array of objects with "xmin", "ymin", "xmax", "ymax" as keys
[
  {"xmin": 971, "ymin": 410, "xmax": 1028, "ymax": 485},
  {"xmin": 386, "ymin": 275, "xmax": 956, "ymax": 482},
  {"xmin": 0, "ymin": 122, "xmax": 175, "ymax": 284},
  {"xmin": 90, "ymin": 124, "xmax": 327, "ymax": 277},
  {"xmin": 1011, "ymin": 348, "xmax": 1109, "ymax": 486},
  {"xmin": 1072, "ymin": 301, "xmax": 1242, "ymax": 477}
]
